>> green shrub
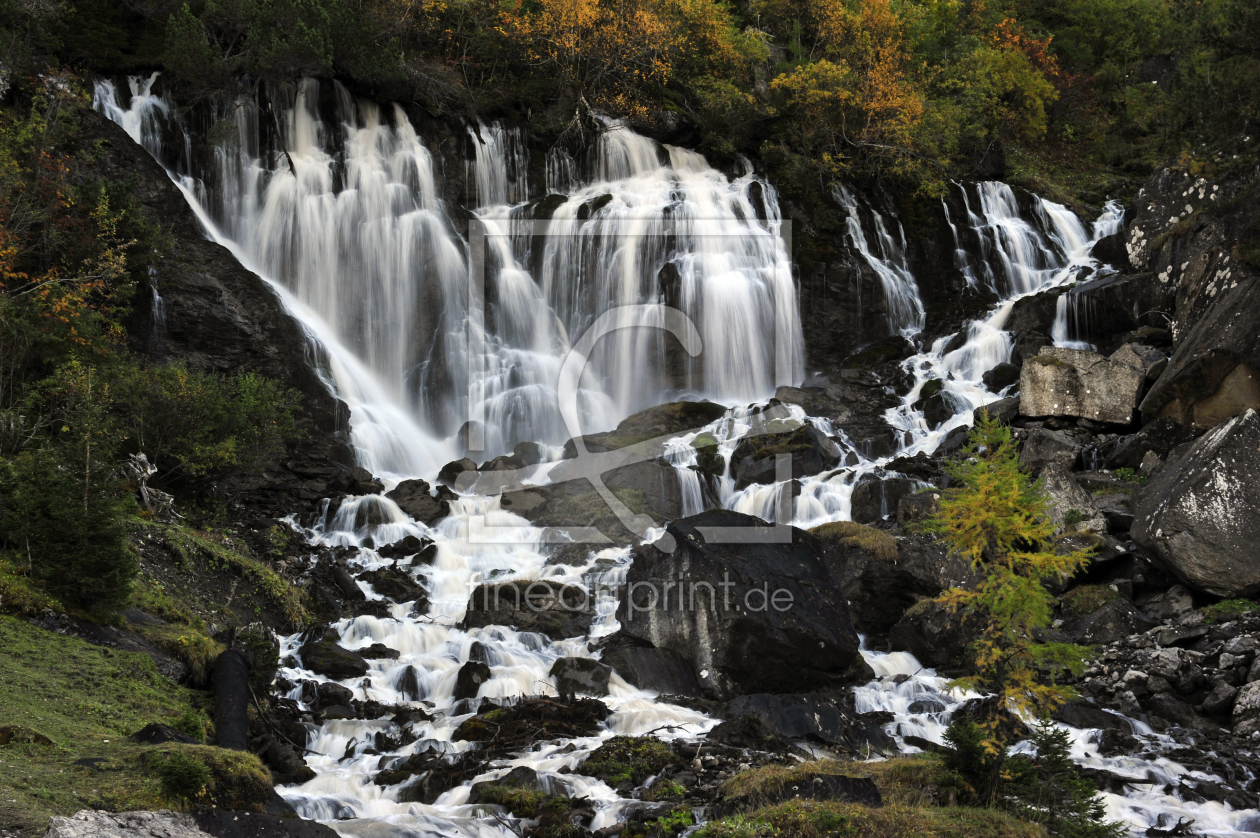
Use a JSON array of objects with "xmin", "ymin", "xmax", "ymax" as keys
[
  {"xmin": 111, "ymin": 363, "xmax": 302, "ymax": 486},
  {"xmin": 146, "ymin": 745, "xmax": 273, "ymax": 810},
  {"xmin": 1113, "ymin": 468, "xmax": 1146, "ymax": 485},
  {"xmin": 152, "ymin": 750, "xmax": 211, "ymax": 802},
  {"xmin": 170, "ymin": 709, "xmax": 208, "ymax": 744}
]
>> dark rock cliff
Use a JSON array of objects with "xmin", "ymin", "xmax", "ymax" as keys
[{"xmin": 79, "ymin": 109, "xmax": 349, "ymax": 450}]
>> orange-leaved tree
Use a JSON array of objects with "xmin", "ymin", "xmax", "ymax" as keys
[{"xmin": 769, "ymin": 0, "xmax": 926, "ymax": 180}]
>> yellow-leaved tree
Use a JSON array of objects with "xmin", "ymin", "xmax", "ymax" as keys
[
  {"xmin": 768, "ymin": 0, "xmax": 926, "ymax": 180},
  {"xmin": 928, "ymin": 411, "xmax": 1094, "ymax": 797}
]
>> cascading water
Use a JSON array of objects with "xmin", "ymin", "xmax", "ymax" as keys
[
  {"xmin": 95, "ymin": 72, "xmax": 1249, "ymax": 836},
  {"xmin": 834, "ymin": 184, "xmax": 926, "ymax": 337},
  {"xmin": 885, "ymin": 185, "xmax": 1124, "ymax": 458}
]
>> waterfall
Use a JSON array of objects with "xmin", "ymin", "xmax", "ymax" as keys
[
  {"xmin": 884, "ymin": 187, "xmax": 1124, "ymax": 457},
  {"xmin": 94, "ymin": 72, "xmax": 1239, "ymax": 837},
  {"xmin": 95, "ymin": 76, "xmax": 803, "ymax": 474},
  {"xmin": 833, "ymin": 184, "xmax": 926, "ymax": 337}
]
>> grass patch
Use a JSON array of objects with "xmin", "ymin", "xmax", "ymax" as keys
[
  {"xmin": 1201, "ymin": 599, "xmax": 1259, "ymax": 624},
  {"xmin": 0, "ymin": 615, "xmax": 211, "ymax": 834},
  {"xmin": 809, "ymin": 522, "xmax": 898, "ymax": 562},
  {"xmin": 695, "ymin": 799, "xmax": 1046, "ymax": 838},
  {"xmin": 472, "ymin": 784, "xmax": 549, "ymax": 817},
  {"xmin": 723, "ymin": 756, "xmax": 975, "ymax": 812},
  {"xmin": 581, "ymin": 735, "xmax": 676, "ymax": 786}
]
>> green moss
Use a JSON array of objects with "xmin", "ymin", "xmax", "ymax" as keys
[
  {"xmin": 0, "ymin": 615, "xmax": 209, "ymax": 833},
  {"xmin": 809, "ymin": 521, "xmax": 898, "ymax": 562},
  {"xmin": 1201, "ymin": 599, "xmax": 1258, "ymax": 624},
  {"xmin": 1029, "ymin": 355, "xmax": 1068, "ymax": 368},
  {"xmin": 1060, "ymin": 585, "xmax": 1120, "ymax": 622},
  {"xmin": 694, "ymin": 432, "xmax": 724, "ymax": 475},
  {"xmin": 581, "ymin": 735, "xmax": 676, "ymax": 786},
  {"xmin": 644, "ymin": 779, "xmax": 687, "ymax": 801},
  {"xmin": 471, "ymin": 784, "xmax": 549, "ymax": 816}
]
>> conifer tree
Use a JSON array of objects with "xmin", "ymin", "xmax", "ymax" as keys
[{"xmin": 929, "ymin": 411, "xmax": 1093, "ymax": 797}]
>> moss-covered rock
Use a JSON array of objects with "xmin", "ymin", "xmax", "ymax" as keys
[
  {"xmin": 810, "ymin": 521, "xmax": 898, "ymax": 562},
  {"xmin": 580, "ymin": 735, "xmax": 677, "ymax": 788},
  {"xmin": 452, "ymin": 698, "xmax": 611, "ymax": 748},
  {"xmin": 144, "ymin": 744, "xmax": 273, "ymax": 810}
]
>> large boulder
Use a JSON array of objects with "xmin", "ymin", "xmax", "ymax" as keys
[
  {"xmin": 1039, "ymin": 463, "xmax": 1104, "ymax": 534},
  {"xmin": 1019, "ymin": 346, "xmax": 1145, "ymax": 424},
  {"xmin": 454, "ymin": 661, "xmax": 492, "ymax": 700},
  {"xmin": 729, "ymin": 423, "xmax": 844, "ymax": 489},
  {"xmin": 461, "ymin": 580, "xmax": 595, "ymax": 640},
  {"xmin": 599, "ymin": 644, "xmax": 704, "ymax": 697},
  {"xmin": 848, "ymin": 477, "xmax": 918, "ymax": 525},
  {"xmin": 615, "ymin": 510, "xmax": 866, "ymax": 700},
  {"xmin": 723, "ymin": 693, "xmax": 894, "ymax": 753},
  {"xmin": 386, "ymin": 479, "xmax": 454, "ymax": 526},
  {"xmin": 825, "ymin": 532, "xmax": 972, "ymax": 636},
  {"xmin": 298, "ymin": 629, "xmax": 370, "ymax": 680},
  {"xmin": 550, "ymin": 657, "xmax": 612, "ymax": 699},
  {"xmin": 1106, "ymin": 417, "xmax": 1202, "ymax": 470},
  {"xmin": 888, "ymin": 597, "xmax": 980, "ymax": 672},
  {"xmin": 1133, "ymin": 409, "xmax": 1260, "ymax": 597},
  {"xmin": 1064, "ymin": 599, "xmax": 1158, "ymax": 646},
  {"xmin": 1232, "ymin": 681, "xmax": 1260, "ymax": 737},
  {"xmin": 1018, "ymin": 428, "xmax": 1082, "ymax": 472}
]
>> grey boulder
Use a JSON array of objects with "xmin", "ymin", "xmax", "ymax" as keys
[
  {"xmin": 1133, "ymin": 409, "xmax": 1260, "ymax": 597},
  {"xmin": 1019, "ymin": 346, "xmax": 1145, "ymax": 424}
]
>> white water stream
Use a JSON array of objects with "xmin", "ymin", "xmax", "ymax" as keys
[{"xmin": 95, "ymin": 74, "xmax": 1257, "ymax": 836}]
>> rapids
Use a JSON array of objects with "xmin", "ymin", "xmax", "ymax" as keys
[{"xmin": 94, "ymin": 74, "xmax": 1258, "ymax": 837}]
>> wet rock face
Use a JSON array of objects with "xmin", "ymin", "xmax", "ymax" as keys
[
  {"xmin": 729, "ymin": 424, "xmax": 844, "ymax": 490},
  {"xmin": 1133, "ymin": 409, "xmax": 1260, "ymax": 598},
  {"xmin": 615, "ymin": 510, "xmax": 865, "ymax": 700},
  {"xmin": 1019, "ymin": 346, "xmax": 1146, "ymax": 424},
  {"xmin": 838, "ymin": 535, "xmax": 971, "ymax": 637},
  {"xmin": 722, "ymin": 693, "xmax": 894, "ymax": 754},
  {"xmin": 887, "ymin": 597, "xmax": 980, "ymax": 673},
  {"xmin": 598, "ymin": 644, "xmax": 705, "ymax": 698}
]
